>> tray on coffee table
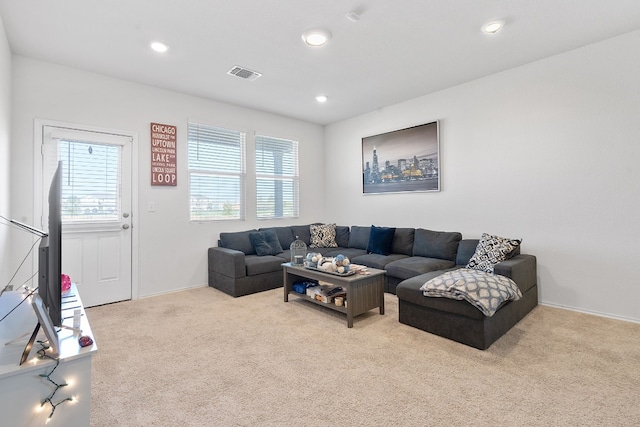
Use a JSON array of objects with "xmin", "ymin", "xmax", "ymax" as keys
[{"xmin": 303, "ymin": 266, "xmax": 356, "ymax": 276}]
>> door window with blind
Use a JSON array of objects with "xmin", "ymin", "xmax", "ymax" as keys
[
  {"xmin": 43, "ymin": 135, "xmax": 124, "ymax": 224},
  {"xmin": 255, "ymin": 134, "xmax": 299, "ymax": 219},
  {"xmin": 188, "ymin": 122, "xmax": 246, "ymax": 221}
]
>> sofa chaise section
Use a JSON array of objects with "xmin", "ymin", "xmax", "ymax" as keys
[{"xmin": 395, "ymin": 239, "xmax": 538, "ymax": 350}]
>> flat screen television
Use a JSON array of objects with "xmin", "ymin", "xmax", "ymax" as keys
[{"xmin": 40, "ymin": 161, "xmax": 63, "ymax": 327}]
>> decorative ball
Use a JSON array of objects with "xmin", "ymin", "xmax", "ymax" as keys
[
  {"xmin": 61, "ymin": 274, "xmax": 71, "ymax": 291},
  {"xmin": 78, "ymin": 335, "xmax": 93, "ymax": 347},
  {"xmin": 305, "ymin": 252, "xmax": 322, "ymax": 268},
  {"xmin": 321, "ymin": 261, "xmax": 335, "ymax": 272},
  {"xmin": 332, "ymin": 254, "xmax": 350, "ymax": 269},
  {"xmin": 337, "ymin": 265, "xmax": 351, "ymax": 274}
]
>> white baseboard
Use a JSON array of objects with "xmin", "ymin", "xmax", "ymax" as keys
[
  {"xmin": 539, "ymin": 302, "xmax": 640, "ymax": 324},
  {"xmin": 138, "ymin": 283, "xmax": 208, "ymax": 300}
]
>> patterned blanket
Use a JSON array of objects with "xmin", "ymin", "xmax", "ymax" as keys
[{"xmin": 420, "ymin": 268, "xmax": 522, "ymax": 317}]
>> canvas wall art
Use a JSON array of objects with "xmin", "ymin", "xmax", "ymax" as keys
[{"xmin": 362, "ymin": 121, "xmax": 439, "ymax": 194}]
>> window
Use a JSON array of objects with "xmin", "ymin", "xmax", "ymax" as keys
[
  {"xmin": 188, "ymin": 122, "xmax": 246, "ymax": 221},
  {"xmin": 43, "ymin": 127, "xmax": 128, "ymax": 225},
  {"xmin": 255, "ymin": 134, "xmax": 299, "ymax": 219},
  {"xmin": 57, "ymin": 141, "xmax": 121, "ymax": 222}
]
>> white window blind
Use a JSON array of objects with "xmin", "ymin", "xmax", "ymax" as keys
[
  {"xmin": 44, "ymin": 139, "xmax": 122, "ymax": 223},
  {"xmin": 188, "ymin": 122, "xmax": 246, "ymax": 221},
  {"xmin": 255, "ymin": 134, "xmax": 299, "ymax": 219}
]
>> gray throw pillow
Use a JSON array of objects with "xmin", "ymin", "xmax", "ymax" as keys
[{"xmin": 249, "ymin": 228, "xmax": 284, "ymax": 256}]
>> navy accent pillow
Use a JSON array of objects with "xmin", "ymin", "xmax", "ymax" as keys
[
  {"xmin": 366, "ymin": 226, "xmax": 396, "ymax": 255},
  {"xmin": 249, "ymin": 228, "xmax": 283, "ymax": 256}
]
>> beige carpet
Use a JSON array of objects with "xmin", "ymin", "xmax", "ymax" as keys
[{"xmin": 87, "ymin": 286, "xmax": 640, "ymax": 426}]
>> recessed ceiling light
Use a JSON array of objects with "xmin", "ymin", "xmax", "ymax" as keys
[
  {"xmin": 482, "ymin": 21, "xmax": 504, "ymax": 34},
  {"xmin": 315, "ymin": 95, "xmax": 328, "ymax": 103},
  {"xmin": 302, "ymin": 29, "xmax": 331, "ymax": 47},
  {"xmin": 150, "ymin": 41, "xmax": 169, "ymax": 53}
]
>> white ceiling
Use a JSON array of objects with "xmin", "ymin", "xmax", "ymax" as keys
[{"xmin": 1, "ymin": 1, "xmax": 640, "ymax": 125}]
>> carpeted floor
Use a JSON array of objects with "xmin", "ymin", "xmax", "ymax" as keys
[{"xmin": 87, "ymin": 286, "xmax": 640, "ymax": 426}]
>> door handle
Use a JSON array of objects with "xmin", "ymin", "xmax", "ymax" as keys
[{"xmin": 122, "ymin": 224, "xmax": 130, "ymax": 230}]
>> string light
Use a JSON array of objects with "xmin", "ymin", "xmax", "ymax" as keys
[{"xmin": 36, "ymin": 341, "xmax": 74, "ymax": 422}]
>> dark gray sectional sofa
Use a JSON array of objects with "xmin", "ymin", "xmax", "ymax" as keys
[{"xmin": 207, "ymin": 224, "xmax": 537, "ymax": 349}]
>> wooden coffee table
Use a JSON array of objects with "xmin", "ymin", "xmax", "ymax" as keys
[{"xmin": 283, "ymin": 263, "xmax": 385, "ymax": 328}]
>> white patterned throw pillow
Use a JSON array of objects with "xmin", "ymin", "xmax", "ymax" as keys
[
  {"xmin": 309, "ymin": 223, "xmax": 338, "ymax": 248},
  {"xmin": 466, "ymin": 233, "xmax": 521, "ymax": 273}
]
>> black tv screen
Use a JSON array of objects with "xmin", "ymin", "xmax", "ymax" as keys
[{"xmin": 40, "ymin": 161, "xmax": 63, "ymax": 327}]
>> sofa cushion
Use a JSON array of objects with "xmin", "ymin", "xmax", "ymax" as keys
[
  {"xmin": 335, "ymin": 226, "xmax": 350, "ymax": 247},
  {"xmin": 366, "ymin": 225, "xmax": 396, "ymax": 255},
  {"xmin": 466, "ymin": 233, "xmax": 522, "ymax": 273},
  {"xmin": 348, "ymin": 226, "xmax": 371, "ymax": 249},
  {"xmin": 290, "ymin": 224, "xmax": 313, "ymax": 246},
  {"xmin": 321, "ymin": 247, "xmax": 368, "ymax": 259},
  {"xmin": 412, "ymin": 229, "xmax": 462, "ymax": 261},
  {"xmin": 249, "ymin": 228, "xmax": 284, "ymax": 256},
  {"xmin": 351, "ymin": 253, "xmax": 408, "ymax": 270},
  {"xmin": 456, "ymin": 240, "xmax": 481, "ymax": 266},
  {"xmin": 245, "ymin": 254, "xmax": 286, "ymax": 276},
  {"xmin": 260, "ymin": 226, "xmax": 295, "ymax": 249},
  {"xmin": 219, "ymin": 230, "xmax": 257, "ymax": 255},
  {"xmin": 310, "ymin": 223, "xmax": 338, "ymax": 248},
  {"xmin": 391, "ymin": 228, "xmax": 415, "ymax": 256},
  {"xmin": 385, "ymin": 256, "xmax": 456, "ymax": 280}
]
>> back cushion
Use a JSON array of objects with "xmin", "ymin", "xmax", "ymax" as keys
[
  {"xmin": 391, "ymin": 228, "xmax": 415, "ymax": 256},
  {"xmin": 219, "ymin": 230, "xmax": 257, "ymax": 255},
  {"xmin": 290, "ymin": 224, "xmax": 313, "ymax": 246},
  {"xmin": 412, "ymin": 228, "xmax": 462, "ymax": 261},
  {"xmin": 335, "ymin": 225, "xmax": 350, "ymax": 247},
  {"xmin": 348, "ymin": 226, "xmax": 371, "ymax": 249},
  {"xmin": 456, "ymin": 239, "xmax": 480, "ymax": 265}
]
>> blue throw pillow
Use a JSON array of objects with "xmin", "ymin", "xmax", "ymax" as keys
[
  {"xmin": 249, "ymin": 228, "xmax": 283, "ymax": 256},
  {"xmin": 366, "ymin": 225, "xmax": 396, "ymax": 255}
]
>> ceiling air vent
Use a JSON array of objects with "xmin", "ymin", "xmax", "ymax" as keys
[{"xmin": 227, "ymin": 66, "xmax": 262, "ymax": 81}]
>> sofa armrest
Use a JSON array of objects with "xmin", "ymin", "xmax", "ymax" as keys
[
  {"xmin": 493, "ymin": 254, "xmax": 537, "ymax": 294},
  {"xmin": 208, "ymin": 247, "xmax": 246, "ymax": 279}
]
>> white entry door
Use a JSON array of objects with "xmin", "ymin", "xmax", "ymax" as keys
[{"xmin": 40, "ymin": 123, "xmax": 133, "ymax": 307}]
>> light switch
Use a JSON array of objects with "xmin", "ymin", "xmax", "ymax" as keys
[{"xmin": 148, "ymin": 202, "xmax": 156, "ymax": 212}]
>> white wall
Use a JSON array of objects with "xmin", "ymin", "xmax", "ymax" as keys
[
  {"xmin": 0, "ymin": 15, "xmax": 11, "ymax": 285},
  {"xmin": 325, "ymin": 30, "xmax": 640, "ymax": 323},
  {"xmin": 8, "ymin": 29, "xmax": 640, "ymax": 322},
  {"xmin": 10, "ymin": 57, "xmax": 325, "ymax": 298}
]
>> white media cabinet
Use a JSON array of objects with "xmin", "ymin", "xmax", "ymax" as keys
[{"xmin": 0, "ymin": 284, "xmax": 97, "ymax": 426}]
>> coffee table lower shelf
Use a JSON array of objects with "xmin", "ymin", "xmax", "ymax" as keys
[{"xmin": 283, "ymin": 263, "xmax": 385, "ymax": 328}]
